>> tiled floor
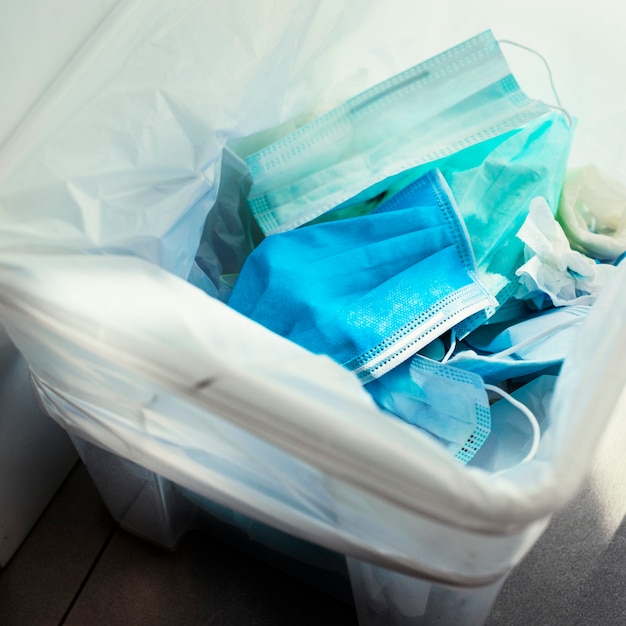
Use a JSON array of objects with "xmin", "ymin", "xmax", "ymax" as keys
[
  {"xmin": 3, "ymin": 457, "xmax": 626, "ymax": 626},
  {"xmin": 0, "ymin": 463, "xmax": 358, "ymax": 626}
]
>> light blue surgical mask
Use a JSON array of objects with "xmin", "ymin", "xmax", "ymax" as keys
[
  {"xmin": 228, "ymin": 169, "xmax": 495, "ymax": 382},
  {"xmin": 245, "ymin": 30, "xmax": 553, "ymax": 236},
  {"xmin": 368, "ymin": 354, "xmax": 544, "ymax": 467},
  {"xmin": 447, "ymin": 304, "xmax": 589, "ymax": 383},
  {"xmin": 365, "ymin": 355, "xmax": 492, "ymax": 464},
  {"xmin": 468, "ymin": 375, "xmax": 556, "ymax": 472}
]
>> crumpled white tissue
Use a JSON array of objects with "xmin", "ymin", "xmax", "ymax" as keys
[{"xmin": 515, "ymin": 197, "xmax": 617, "ymax": 308}]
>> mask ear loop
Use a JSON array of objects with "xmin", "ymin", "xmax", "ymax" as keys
[
  {"xmin": 441, "ymin": 330, "xmax": 457, "ymax": 363},
  {"xmin": 498, "ymin": 39, "xmax": 573, "ymax": 128},
  {"xmin": 479, "ymin": 313, "xmax": 585, "ymax": 468},
  {"xmin": 485, "ymin": 383, "xmax": 541, "ymax": 465}
]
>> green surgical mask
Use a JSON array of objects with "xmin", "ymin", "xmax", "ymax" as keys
[{"xmin": 442, "ymin": 110, "xmax": 573, "ymax": 335}]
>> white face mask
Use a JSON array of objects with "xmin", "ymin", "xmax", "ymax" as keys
[{"xmin": 244, "ymin": 30, "xmax": 553, "ymax": 236}]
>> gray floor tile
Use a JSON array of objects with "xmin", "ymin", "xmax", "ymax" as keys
[
  {"xmin": 6, "ymin": 450, "xmax": 626, "ymax": 626},
  {"xmin": 64, "ymin": 527, "xmax": 358, "ymax": 626},
  {"xmin": 566, "ymin": 516, "xmax": 626, "ymax": 625},
  {"xmin": 0, "ymin": 463, "xmax": 115, "ymax": 626},
  {"xmin": 486, "ymin": 476, "xmax": 626, "ymax": 626}
]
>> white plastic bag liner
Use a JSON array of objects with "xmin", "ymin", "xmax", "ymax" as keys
[{"xmin": 1, "ymin": 0, "xmax": 626, "ymax": 586}]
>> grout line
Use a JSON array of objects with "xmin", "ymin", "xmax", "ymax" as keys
[
  {"xmin": 57, "ymin": 523, "xmax": 119, "ymax": 626},
  {"xmin": 3, "ymin": 459, "xmax": 82, "ymax": 568}
]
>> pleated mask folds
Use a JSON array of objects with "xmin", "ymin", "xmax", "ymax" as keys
[
  {"xmin": 245, "ymin": 30, "xmax": 553, "ymax": 236},
  {"xmin": 228, "ymin": 170, "xmax": 495, "ymax": 382}
]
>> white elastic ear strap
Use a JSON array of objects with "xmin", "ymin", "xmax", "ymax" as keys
[
  {"xmin": 498, "ymin": 39, "xmax": 573, "ymax": 127},
  {"xmin": 441, "ymin": 330, "xmax": 457, "ymax": 363},
  {"xmin": 489, "ymin": 315, "xmax": 584, "ymax": 360},
  {"xmin": 485, "ymin": 383, "xmax": 541, "ymax": 465}
]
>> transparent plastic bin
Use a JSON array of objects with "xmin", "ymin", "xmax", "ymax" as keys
[
  {"xmin": 68, "ymin": 432, "xmax": 509, "ymax": 626},
  {"xmin": 1, "ymin": 2, "xmax": 626, "ymax": 624},
  {"xmin": 0, "ymin": 325, "xmax": 77, "ymax": 567}
]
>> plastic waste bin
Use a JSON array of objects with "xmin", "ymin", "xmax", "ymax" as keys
[
  {"xmin": 1, "ymin": 1, "xmax": 625, "ymax": 624},
  {"xmin": 0, "ymin": 324, "xmax": 77, "ymax": 568}
]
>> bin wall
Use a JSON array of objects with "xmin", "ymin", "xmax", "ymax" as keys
[
  {"xmin": 69, "ymin": 433, "xmax": 516, "ymax": 626},
  {"xmin": 0, "ymin": 326, "xmax": 77, "ymax": 567}
]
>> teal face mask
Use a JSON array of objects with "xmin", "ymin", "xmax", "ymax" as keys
[
  {"xmin": 442, "ymin": 110, "xmax": 574, "ymax": 335},
  {"xmin": 245, "ymin": 30, "xmax": 553, "ymax": 236}
]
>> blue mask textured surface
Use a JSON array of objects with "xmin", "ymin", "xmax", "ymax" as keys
[{"xmin": 228, "ymin": 170, "xmax": 495, "ymax": 382}]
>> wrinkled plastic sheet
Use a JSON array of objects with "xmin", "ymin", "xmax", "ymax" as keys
[{"xmin": 1, "ymin": 0, "xmax": 625, "ymax": 585}]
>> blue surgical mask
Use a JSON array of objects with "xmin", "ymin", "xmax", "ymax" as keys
[
  {"xmin": 245, "ymin": 30, "xmax": 553, "ymax": 236},
  {"xmin": 447, "ymin": 304, "xmax": 589, "ymax": 383},
  {"xmin": 365, "ymin": 355, "xmax": 492, "ymax": 464},
  {"xmin": 367, "ymin": 353, "xmax": 544, "ymax": 467},
  {"xmin": 228, "ymin": 169, "xmax": 495, "ymax": 382}
]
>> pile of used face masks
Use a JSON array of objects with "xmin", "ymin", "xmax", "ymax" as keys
[{"xmin": 194, "ymin": 31, "xmax": 626, "ymax": 470}]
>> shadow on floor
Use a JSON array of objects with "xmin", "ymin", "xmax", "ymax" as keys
[{"xmin": 0, "ymin": 464, "xmax": 357, "ymax": 626}]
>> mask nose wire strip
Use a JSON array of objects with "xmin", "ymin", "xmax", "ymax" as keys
[
  {"xmin": 485, "ymin": 383, "xmax": 541, "ymax": 466},
  {"xmin": 498, "ymin": 39, "xmax": 573, "ymax": 127},
  {"xmin": 487, "ymin": 316, "xmax": 585, "ymax": 360}
]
